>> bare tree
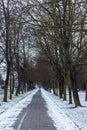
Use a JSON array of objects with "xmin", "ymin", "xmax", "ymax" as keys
[{"xmin": 29, "ymin": 0, "xmax": 87, "ymax": 107}]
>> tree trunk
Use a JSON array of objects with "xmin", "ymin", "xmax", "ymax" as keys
[
  {"xmin": 15, "ymin": 69, "xmax": 21, "ymax": 96},
  {"xmin": 66, "ymin": 70, "xmax": 72, "ymax": 104},
  {"xmin": 11, "ymin": 74, "xmax": 14, "ymax": 94},
  {"xmin": 59, "ymin": 81, "xmax": 63, "ymax": 98},
  {"xmin": 63, "ymin": 83, "xmax": 66, "ymax": 101},
  {"xmin": 85, "ymin": 82, "xmax": 87, "ymax": 101},
  {"xmin": 9, "ymin": 73, "xmax": 12, "ymax": 99},
  {"xmin": 3, "ymin": 65, "xmax": 10, "ymax": 102},
  {"xmin": 15, "ymin": 82, "xmax": 21, "ymax": 96},
  {"xmin": 52, "ymin": 81, "xmax": 55, "ymax": 95},
  {"xmin": 55, "ymin": 80, "xmax": 59, "ymax": 96},
  {"xmin": 70, "ymin": 68, "xmax": 81, "ymax": 107},
  {"xmin": 57, "ymin": 83, "xmax": 59, "ymax": 96},
  {"xmin": 68, "ymin": 85, "xmax": 72, "ymax": 104},
  {"xmin": 9, "ymin": 70, "xmax": 14, "ymax": 99},
  {"xmin": 72, "ymin": 80, "xmax": 81, "ymax": 107},
  {"xmin": 15, "ymin": 78, "xmax": 21, "ymax": 96}
]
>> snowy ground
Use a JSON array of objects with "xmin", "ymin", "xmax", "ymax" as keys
[
  {"xmin": 41, "ymin": 89, "xmax": 87, "ymax": 130},
  {"xmin": 0, "ymin": 88, "xmax": 87, "ymax": 130},
  {"xmin": 0, "ymin": 89, "xmax": 38, "ymax": 130}
]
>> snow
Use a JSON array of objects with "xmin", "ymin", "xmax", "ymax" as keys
[
  {"xmin": 0, "ymin": 89, "xmax": 38, "ymax": 130},
  {"xmin": 41, "ymin": 89, "xmax": 87, "ymax": 130},
  {"xmin": 0, "ymin": 88, "xmax": 87, "ymax": 130}
]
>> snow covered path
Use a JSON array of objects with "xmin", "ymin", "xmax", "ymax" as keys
[
  {"xmin": 41, "ymin": 89, "xmax": 87, "ymax": 130},
  {"xmin": 0, "ymin": 88, "xmax": 87, "ymax": 130},
  {"xmin": 0, "ymin": 89, "xmax": 38, "ymax": 130},
  {"xmin": 13, "ymin": 90, "xmax": 57, "ymax": 130},
  {"xmin": 41, "ymin": 89, "xmax": 79, "ymax": 130}
]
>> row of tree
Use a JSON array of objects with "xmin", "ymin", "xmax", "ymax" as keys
[
  {"xmin": 0, "ymin": 0, "xmax": 36, "ymax": 101},
  {"xmin": 29, "ymin": 0, "xmax": 87, "ymax": 107},
  {"xmin": 0, "ymin": 0, "xmax": 87, "ymax": 107}
]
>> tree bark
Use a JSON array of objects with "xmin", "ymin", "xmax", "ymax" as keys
[
  {"xmin": 59, "ymin": 81, "xmax": 63, "ymax": 98},
  {"xmin": 3, "ymin": 64, "xmax": 10, "ymax": 102},
  {"xmin": 70, "ymin": 67, "xmax": 81, "ymax": 107},
  {"xmin": 85, "ymin": 82, "xmax": 87, "ymax": 101},
  {"xmin": 68, "ymin": 85, "xmax": 72, "ymax": 104},
  {"xmin": 63, "ymin": 82, "xmax": 66, "ymax": 100}
]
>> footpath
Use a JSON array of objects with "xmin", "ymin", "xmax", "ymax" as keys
[
  {"xmin": 0, "ymin": 88, "xmax": 83, "ymax": 130},
  {"xmin": 13, "ymin": 90, "xmax": 57, "ymax": 130}
]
